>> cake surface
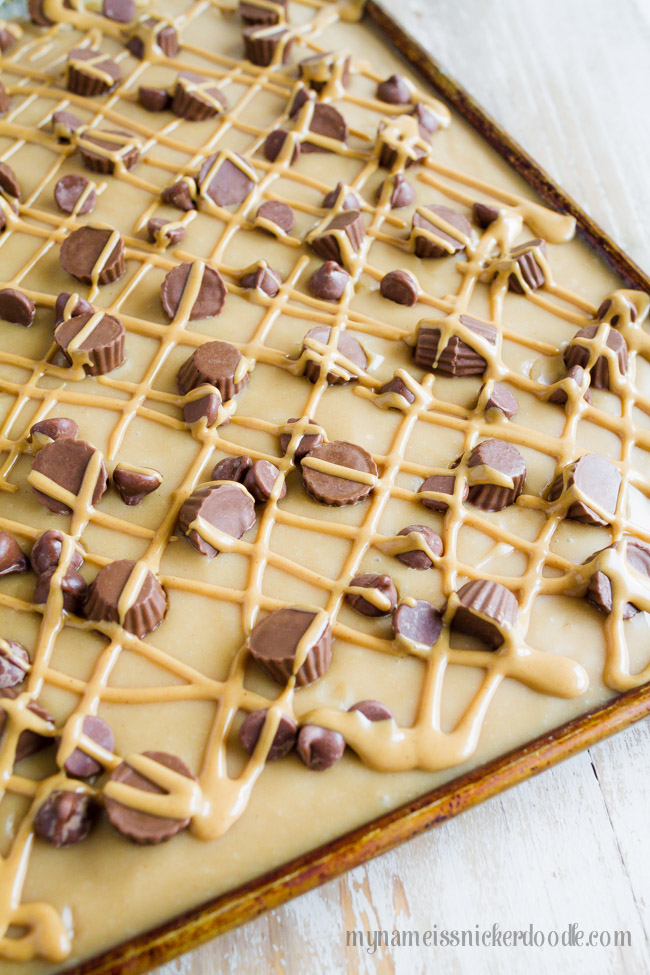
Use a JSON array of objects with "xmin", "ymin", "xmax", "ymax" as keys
[{"xmin": 0, "ymin": 0, "xmax": 649, "ymax": 970}]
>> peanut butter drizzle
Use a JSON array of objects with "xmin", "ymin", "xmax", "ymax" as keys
[{"xmin": 0, "ymin": 0, "xmax": 647, "ymax": 964}]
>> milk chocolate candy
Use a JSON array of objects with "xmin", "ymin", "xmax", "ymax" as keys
[
  {"xmin": 308, "ymin": 261, "xmax": 350, "ymax": 302},
  {"xmin": 102, "ymin": 0, "xmax": 135, "ymax": 23},
  {"xmin": 211, "ymin": 455, "xmax": 253, "ymax": 484},
  {"xmin": 178, "ymin": 482, "xmax": 256, "ymax": 558},
  {"xmin": 172, "ymin": 72, "xmax": 228, "ymax": 121},
  {"xmin": 138, "ymin": 85, "xmax": 172, "ymax": 112},
  {"xmin": 66, "ymin": 49, "xmax": 121, "ymax": 97},
  {"xmin": 34, "ymin": 566, "xmax": 88, "ymax": 614},
  {"xmin": 380, "ymin": 269, "xmax": 418, "ymax": 306},
  {"xmin": 55, "ymin": 311, "xmax": 126, "ymax": 376},
  {"xmin": 465, "ymin": 439, "xmax": 526, "ymax": 511},
  {"xmin": 548, "ymin": 365, "xmax": 592, "ymax": 405},
  {"xmin": 146, "ymin": 218, "xmax": 187, "ymax": 248},
  {"xmin": 34, "ymin": 792, "xmax": 96, "ymax": 848},
  {"xmin": 349, "ymin": 700, "xmax": 393, "ymax": 721},
  {"xmin": 597, "ymin": 295, "xmax": 638, "ymax": 327},
  {"xmin": 288, "ymin": 84, "xmax": 313, "ymax": 119},
  {"xmin": 411, "ymin": 205, "xmax": 471, "ymax": 258},
  {"xmin": 396, "ymin": 524, "xmax": 442, "ymax": 570},
  {"xmin": 52, "ymin": 110, "xmax": 83, "ymax": 142},
  {"xmin": 309, "ymin": 211, "xmax": 365, "ymax": 265},
  {"xmin": 302, "ymin": 104, "xmax": 348, "ymax": 152},
  {"xmin": 376, "ymin": 74, "xmax": 411, "ymax": 104},
  {"xmin": 420, "ymin": 472, "xmax": 469, "ymax": 513},
  {"xmin": 322, "ymin": 182, "xmax": 360, "ymax": 211},
  {"xmin": 473, "ymin": 201, "xmax": 500, "ymax": 228},
  {"xmin": 60, "ymin": 226, "xmax": 125, "ymax": 286},
  {"xmin": 31, "ymin": 439, "xmax": 107, "ymax": 515},
  {"xmin": 377, "ymin": 115, "xmax": 428, "ymax": 169},
  {"xmin": 376, "ymin": 173, "xmax": 415, "ymax": 209},
  {"xmin": 586, "ymin": 540, "xmax": 650, "ymax": 619},
  {"xmin": 177, "ymin": 341, "xmax": 249, "ymax": 400},
  {"xmin": 563, "ymin": 324, "xmax": 628, "ymax": 390},
  {"xmin": 547, "ymin": 454, "xmax": 621, "ymax": 527},
  {"xmin": 161, "ymin": 179, "xmax": 197, "ymax": 211},
  {"xmin": 78, "ymin": 129, "xmax": 140, "ymax": 174},
  {"xmin": 302, "ymin": 325, "xmax": 367, "ymax": 384},
  {"xmin": 161, "ymin": 262, "xmax": 226, "ymax": 321},
  {"xmin": 377, "ymin": 375, "xmax": 415, "ymax": 406},
  {"xmin": 0, "ymin": 640, "xmax": 29, "ymax": 688},
  {"xmin": 392, "ymin": 599, "xmax": 442, "ymax": 650},
  {"xmin": 297, "ymin": 725, "xmax": 344, "ymax": 771},
  {"xmin": 240, "ymin": 261, "xmax": 282, "ymax": 297},
  {"xmin": 481, "ymin": 382, "xmax": 518, "ymax": 420},
  {"xmin": 239, "ymin": 708, "xmax": 297, "ymax": 761},
  {"xmin": 452, "ymin": 579, "xmax": 518, "ymax": 649},
  {"xmin": 509, "ymin": 239, "xmax": 547, "ymax": 293},
  {"xmin": 255, "ymin": 200, "xmax": 295, "ymax": 236},
  {"xmin": 30, "ymin": 529, "xmax": 83, "ymax": 575},
  {"xmin": 84, "ymin": 559, "xmax": 167, "ymax": 638},
  {"xmin": 239, "ymin": 0, "xmax": 287, "ymax": 26},
  {"xmin": 197, "ymin": 153, "xmax": 256, "ymax": 208},
  {"xmin": 26, "ymin": 1, "xmax": 50, "ymax": 27},
  {"xmin": 182, "ymin": 385, "xmax": 222, "ymax": 427},
  {"xmin": 0, "ymin": 162, "xmax": 19, "ymax": 202},
  {"xmin": 0, "ymin": 687, "xmax": 54, "ymax": 762},
  {"xmin": 301, "ymin": 440, "xmax": 377, "ymax": 506},
  {"xmin": 0, "ymin": 288, "xmax": 33, "ymax": 329},
  {"xmin": 61, "ymin": 715, "xmax": 115, "ymax": 778},
  {"xmin": 0, "ymin": 532, "xmax": 27, "ymax": 576},
  {"xmin": 299, "ymin": 51, "xmax": 350, "ymax": 93},
  {"xmin": 243, "ymin": 25, "xmax": 292, "ymax": 67},
  {"xmin": 411, "ymin": 101, "xmax": 440, "ymax": 138},
  {"xmin": 263, "ymin": 128, "xmax": 300, "ymax": 164},
  {"xmin": 414, "ymin": 316, "xmax": 496, "ymax": 376},
  {"xmin": 244, "ymin": 460, "xmax": 286, "ymax": 503},
  {"xmin": 54, "ymin": 174, "xmax": 96, "ymax": 216},
  {"xmin": 105, "ymin": 751, "xmax": 195, "ymax": 844},
  {"xmin": 113, "ymin": 464, "xmax": 162, "ymax": 505},
  {"xmin": 54, "ymin": 292, "xmax": 93, "ymax": 325},
  {"xmin": 248, "ymin": 607, "xmax": 332, "ymax": 686},
  {"xmin": 0, "ymin": 82, "xmax": 11, "ymax": 117},
  {"xmin": 126, "ymin": 17, "xmax": 179, "ymax": 59},
  {"xmin": 28, "ymin": 418, "xmax": 78, "ymax": 450},
  {"xmin": 347, "ymin": 573, "xmax": 398, "ymax": 617},
  {"xmin": 279, "ymin": 418, "xmax": 324, "ymax": 461}
]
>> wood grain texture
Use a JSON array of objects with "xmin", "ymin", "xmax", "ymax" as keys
[{"xmin": 154, "ymin": 2, "xmax": 650, "ymax": 971}]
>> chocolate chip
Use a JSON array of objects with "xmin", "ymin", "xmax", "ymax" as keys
[
  {"xmin": 451, "ymin": 579, "xmax": 518, "ymax": 649},
  {"xmin": 411, "ymin": 102, "xmax": 440, "ymax": 138},
  {"xmin": 62, "ymin": 715, "xmax": 114, "ymax": 778},
  {"xmin": 395, "ymin": 525, "xmax": 442, "ymax": 570},
  {"xmin": 392, "ymin": 599, "xmax": 442, "ymax": 651},
  {"xmin": 34, "ymin": 791, "xmax": 96, "ymax": 847},
  {"xmin": 563, "ymin": 324, "xmax": 628, "ymax": 391},
  {"xmin": 85, "ymin": 559, "xmax": 167, "ymax": 637},
  {"xmin": 411, "ymin": 205, "xmax": 471, "ymax": 258},
  {"xmin": 161, "ymin": 179, "xmax": 197, "ymax": 211},
  {"xmin": 55, "ymin": 311, "xmax": 126, "ymax": 376},
  {"xmin": 473, "ymin": 201, "xmax": 500, "ymax": 228},
  {"xmin": 279, "ymin": 418, "xmax": 324, "ymax": 462},
  {"xmin": 52, "ymin": 110, "xmax": 84, "ymax": 141},
  {"xmin": 414, "ymin": 315, "xmax": 496, "ymax": 376},
  {"xmin": 0, "ymin": 25, "xmax": 20, "ymax": 53},
  {"xmin": 178, "ymin": 482, "xmax": 256, "ymax": 558},
  {"xmin": 249, "ymin": 607, "xmax": 332, "ymax": 686},
  {"xmin": 464, "ymin": 439, "xmax": 526, "ymax": 511},
  {"xmin": 322, "ymin": 182, "xmax": 360, "ymax": 210},
  {"xmin": 263, "ymin": 128, "xmax": 300, "ymax": 164},
  {"xmin": 308, "ymin": 261, "xmax": 350, "ymax": 302},
  {"xmin": 0, "ymin": 687, "xmax": 54, "ymax": 762},
  {"xmin": 177, "ymin": 340, "xmax": 249, "ymax": 400},
  {"xmin": 54, "ymin": 174, "xmax": 96, "ymax": 215},
  {"xmin": 309, "ymin": 210, "xmax": 365, "ymax": 265},
  {"xmin": 31, "ymin": 530, "xmax": 83, "ymax": 575},
  {"xmin": 102, "ymin": 0, "xmax": 135, "ymax": 22},
  {"xmin": 548, "ymin": 365, "xmax": 592, "ymax": 406},
  {"xmin": 302, "ymin": 325, "xmax": 367, "ymax": 384},
  {"xmin": 547, "ymin": 454, "xmax": 621, "ymax": 526},
  {"xmin": 377, "ymin": 376, "xmax": 415, "ymax": 406},
  {"xmin": 105, "ymin": 751, "xmax": 195, "ymax": 844},
  {"xmin": 171, "ymin": 72, "xmax": 227, "ymax": 121},
  {"xmin": 0, "ymin": 641, "xmax": 29, "ymax": 688},
  {"xmin": 31, "ymin": 439, "xmax": 107, "ymax": 516},
  {"xmin": 376, "ymin": 74, "xmax": 411, "ymax": 104},
  {"xmin": 481, "ymin": 382, "xmax": 518, "ymax": 420},
  {"xmin": 182, "ymin": 385, "xmax": 222, "ymax": 427},
  {"xmin": 34, "ymin": 566, "xmax": 88, "ymax": 614},
  {"xmin": 60, "ymin": 226, "xmax": 125, "ymax": 286},
  {"xmin": 197, "ymin": 153, "xmax": 257, "ymax": 208},
  {"xmin": 380, "ymin": 269, "xmax": 418, "ymax": 306},
  {"xmin": 419, "ymin": 472, "xmax": 468, "ymax": 513},
  {"xmin": 302, "ymin": 103, "xmax": 348, "ymax": 151},
  {"xmin": 347, "ymin": 573, "xmax": 397, "ymax": 617},
  {"xmin": 54, "ymin": 292, "xmax": 93, "ymax": 325},
  {"xmin": 297, "ymin": 725, "xmax": 344, "ymax": 771},
  {"xmin": 78, "ymin": 129, "xmax": 140, "ymax": 174},
  {"xmin": 146, "ymin": 218, "xmax": 187, "ymax": 248},
  {"xmin": 0, "ymin": 289, "xmax": 35, "ymax": 327},
  {"xmin": 243, "ymin": 25, "xmax": 292, "ymax": 67},
  {"xmin": 138, "ymin": 85, "xmax": 172, "ymax": 112},
  {"xmin": 160, "ymin": 261, "xmax": 227, "ymax": 320},
  {"xmin": 113, "ymin": 464, "xmax": 162, "ymax": 505},
  {"xmin": 239, "ymin": 708, "xmax": 297, "ymax": 760},
  {"xmin": 28, "ymin": 418, "xmax": 79, "ymax": 451},
  {"xmin": 509, "ymin": 239, "xmax": 547, "ymax": 292},
  {"xmin": 255, "ymin": 200, "xmax": 295, "ymax": 235},
  {"xmin": 239, "ymin": 0, "xmax": 287, "ymax": 25},
  {"xmin": 66, "ymin": 48, "xmax": 121, "ymax": 97},
  {"xmin": 0, "ymin": 532, "xmax": 27, "ymax": 576},
  {"xmin": 586, "ymin": 540, "xmax": 650, "ymax": 619},
  {"xmin": 301, "ymin": 440, "xmax": 377, "ymax": 506},
  {"xmin": 348, "ymin": 700, "xmax": 393, "ymax": 721},
  {"xmin": 0, "ymin": 162, "xmax": 20, "ymax": 201},
  {"xmin": 376, "ymin": 173, "xmax": 415, "ymax": 209},
  {"xmin": 244, "ymin": 460, "xmax": 286, "ymax": 503},
  {"xmin": 240, "ymin": 262, "xmax": 282, "ymax": 297},
  {"xmin": 211, "ymin": 455, "xmax": 253, "ymax": 483}
]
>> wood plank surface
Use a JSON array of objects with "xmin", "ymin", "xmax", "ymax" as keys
[{"xmin": 155, "ymin": 1, "xmax": 650, "ymax": 971}]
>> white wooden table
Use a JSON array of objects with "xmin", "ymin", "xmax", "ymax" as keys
[{"xmin": 157, "ymin": 2, "xmax": 650, "ymax": 971}]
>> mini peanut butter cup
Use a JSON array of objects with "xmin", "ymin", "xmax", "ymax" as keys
[
  {"xmin": 376, "ymin": 173, "xmax": 415, "ymax": 209},
  {"xmin": 0, "ymin": 640, "xmax": 30, "ymax": 688},
  {"xmin": 55, "ymin": 311, "xmax": 126, "ymax": 376},
  {"xmin": 395, "ymin": 525, "xmax": 442, "ymax": 570},
  {"xmin": 0, "ymin": 532, "xmax": 27, "ymax": 576},
  {"xmin": 377, "ymin": 376, "xmax": 415, "ymax": 406},
  {"xmin": 66, "ymin": 48, "xmax": 121, "ymax": 97},
  {"xmin": 102, "ymin": 0, "xmax": 135, "ymax": 23},
  {"xmin": 177, "ymin": 482, "xmax": 256, "ymax": 558},
  {"xmin": 239, "ymin": 708, "xmax": 297, "ymax": 761},
  {"xmin": 376, "ymin": 73, "xmax": 411, "ymax": 104},
  {"xmin": 347, "ymin": 573, "xmax": 397, "ymax": 617},
  {"xmin": 451, "ymin": 579, "xmax": 518, "ymax": 649},
  {"xmin": 548, "ymin": 365, "xmax": 592, "ymax": 406},
  {"xmin": 297, "ymin": 725, "xmax": 344, "ymax": 771},
  {"xmin": 547, "ymin": 454, "xmax": 621, "ymax": 526},
  {"xmin": 31, "ymin": 439, "xmax": 107, "ymax": 515},
  {"xmin": 586, "ymin": 540, "xmax": 650, "ymax": 619},
  {"xmin": 242, "ymin": 25, "xmax": 292, "ymax": 67},
  {"xmin": 349, "ymin": 700, "xmax": 394, "ymax": 721},
  {"xmin": 34, "ymin": 566, "xmax": 88, "ymax": 614},
  {"xmin": 52, "ymin": 110, "xmax": 83, "ymax": 142},
  {"xmin": 31, "ymin": 529, "xmax": 83, "ymax": 575},
  {"xmin": 563, "ymin": 324, "xmax": 628, "ymax": 390},
  {"xmin": 171, "ymin": 71, "xmax": 228, "ymax": 121},
  {"xmin": 78, "ymin": 129, "xmax": 140, "ymax": 174},
  {"xmin": 211, "ymin": 455, "xmax": 252, "ymax": 483},
  {"xmin": 380, "ymin": 269, "xmax": 418, "ymax": 306},
  {"xmin": 309, "ymin": 211, "xmax": 365, "ymax": 265},
  {"xmin": 146, "ymin": 218, "xmax": 186, "ymax": 248},
  {"xmin": 420, "ymin": 472, "xmax": 468, "ymax": 513},
  {"xmin": 126, "ymin": 17, "xmax": 178, "ymax": 59},
  {"xmin": 177, "ymin": 340, "xmax": 249, "ymax": 400},
  {"xmin": 411, "ymin": 205, "xmax": 471, "ymax": 258},
  {"xmin": 393, "ymin": 599, "xmax": 442, "ymax": 651},
  {"xmin": 0, "ymin": 288, "xmax": 35, "ymax": 327},
  {"xmin": 239, "ymin": 0, "xmax": 287, "ymax": 26},
  {"xmin": 84, "ymin": 559, "xmax": 167, "ymax": 638},
  {"xmin": 597, "ymin": 295, "xmax": 638, "ymax": 327},
  {"xmin": 182, "ymin": 385, "xmax": 222, "ymax": 426},
  {"xmin": 279, "ymin": 417, "xmax": 324, "ymax": 461},
  {"xmin": 263, "ymin": 128, "xmax": 300, "ymax": 164},
  {"xmin": 34, "ymin": 792, "xmax": 96, "ymax": 848},
  {"xmin": 465, "ymin": 439, "xmax": 526, "ymax": 511},
  {"xmin": 60, "ymin": 715, "xmax": 114, "ymax": 778},
  {"xmin": 240, "ymin": 261, "xmax": 282, "ymax": 297},
  {"xmin": 473, "ymin": 201, "xmax": 500, "ymax": 228},
  {"xmin": 299, "ymin": 51, "xmax": 350, "ymax": 93},
  {"xmin": 481, "ymin": 381, "xmax": 518, "ymax": 419},
  {"xmin": 301, "ymin": 325, "xmax": 367, "ymax": 384},
  {"xmin": 138, "ymin": 85, "xmax": 172, "ymax": 112},
  {"xmin": 255, "ymin": 200, "xmax": 295, "ymax": 236},
  {"xmin": 0, "ymin": 161, "xmax": 20, "ymax": 201},
  {"xmin": 105, "ymin": 751, "xmax": 195, "ymax": 844},
  {"xmin": 301, "ymin": 440, "xmax": 377, "ymax": 506},
  {"xmin": 60, "ymin": 226, "xmax": 125, "ymax": 286},
  {"xmin": 113, "ymin": 464, "xmax": 162, "ymax": 506},
  {"xmin": 308, "ymin": 261, "xmax": 350, "ymax": 302},
  {"xmin": 322, "ymin": 182, "xmax": 360, "ymax": 211},
  {"xmin": 28, "ymin": 417, "xmax": 78, "ymax": 449},
  {"xmin": 0, "ymin": 23, "xmax": 20, "ymax": 53},
  {"xmin": 161, "ymin": 179, "xmax": 197, "ymax": 211},
  {"xmin": 414, "ymin": 315, "xmax": 496, "ymax": 376},
  {"xmin": 54, "ymin": 292, "xmax": 94, "ymax": 325},
  {"xmin": 302, "ymin": 103, "xmax": 348, "ymax": 152},
  {"xmin": 0, "ymin": 687, "xmax": 55, "ymax": 763},
  {"xmin": 197, "ymin": 152, "xmax": 257, "ymax": 208},
  {"xmin": 28, "ymin": 0, "xmax": 55, "ymax": 27},
  {"xmin": 508, "ymin": 239, "xmax": 547, "ymax": 292},
  {"xmin": 160, "ymin": 261, "xmax": 226, "ymax": 321},
  {"xmin": 248, "ymin": 607, "xmax": 332, "ymax": 686},
  {"xmin": 244, "ymin": 460, "xmax": 286, "ymax": 503},
  {"xmin": 54, "ymin": 174, "xmax": 96, "ymax": 215}
]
